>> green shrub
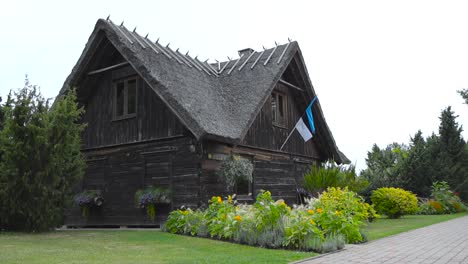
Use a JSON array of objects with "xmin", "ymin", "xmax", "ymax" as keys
[
  {"xmin": 0, "ymin": 83, "xmax": 85, "ymax": 232},
  {"xmin": 371, "ymin": 187, "xmax": 418, "ymax": 218},
  {"xmin": 430, "ymin": 181, "xmax": 466, "ymax": 213},
  {"xmin": 311, "ymin": 187, "xmax": 378, "ymax": 243},
  {"xmin": 418, "ymin": 182, "xmax": 467, "ymax": 215},
  {"xmin": 205, "ymin": 196, "xmax": 238, "ymax": 239},
  {"xmin": 164, "ymin": 209, "xmax": 206, "ymax": 236},
  {"xmin": 303, "ymin": 162, "xmax": 368, "ymax": 196}
]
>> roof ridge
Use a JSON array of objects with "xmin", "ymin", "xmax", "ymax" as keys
[{"xmin": 104, "ymin": 17, "xmax": 293, "ymax": 76}]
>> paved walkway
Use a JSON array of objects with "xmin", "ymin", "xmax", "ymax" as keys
[{"xmin": 298, "ymin": 216, "xmax": 468, "ymax": 264}]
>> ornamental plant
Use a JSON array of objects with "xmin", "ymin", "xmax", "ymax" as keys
[
  {"xmin": 217, "ymin": 155, "xmax": 253, "ymax": 193},
  {"xmin": 303, "ymin": 161, "xmax": 368, "ymax": 197},
  {"xmin": 164, "ymin": 188, "xmax": 374, "ymax": 252},
  {"xmin": 418, "ymin": 181, "xmax": 467, "ymax": 214},
  {"xmin": 371, "ymin": 187, "xmax": 418, "ymax": 218},
  {"xmin": 311, "ymin": 187, "xmax": 378, "ymax": 243},
  {"xmin": 73, "ymin": 190, "xmax": 104, "ymax": 218},
  {"xmin": 135, "ymin": 186, "xmax": 171, "ymax": 222},
  {"xmin": 430, "ymin": 181, "xmax": 466, "ymax": 213}
]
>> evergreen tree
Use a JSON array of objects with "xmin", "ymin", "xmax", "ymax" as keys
[
  {"xmin": 458, "ymin": 89, "xmax": 468, "ymax": 104},
  {"xmin": 0, "ymin": 79, "xmax": 85, "ymax": 232},
  {"xmin": 360, "ymin": 143, "xmax": 408, "ymax": 198},
  {"xmin": 399, "ymin": 131, "xmax": 431, "ymax": 196}
]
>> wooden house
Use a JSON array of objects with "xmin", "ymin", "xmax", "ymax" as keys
[{"xmin": 60, "ymin": 18, "xmax": 349, "ymax": 227}]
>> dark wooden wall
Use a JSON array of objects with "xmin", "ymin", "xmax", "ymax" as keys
[
  {"xmin": 66, "ymin": 137, "xmax": 201, "ymax": 226},
  {"xmin": 80, "ymin": 65, "xmax": 185, "ymax": 149},
  {"xmin": 241, "ymin": 83, "xmax": 323, "ymax": 159},
  {"xmin": 200, "ymin": 141, "xmax": 315, "ymax": 205}
]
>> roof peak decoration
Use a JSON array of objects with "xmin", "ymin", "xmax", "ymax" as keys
[{"xmin": 106, "ymin": 16, "xmax": 293, "ymax": 77}]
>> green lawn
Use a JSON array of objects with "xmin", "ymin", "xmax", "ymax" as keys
[
  {"xmin": 363, "ymin": 212, "xmax": 468, "ymax": 241},
  {"xmin": 0, "ymin": 230, "xmax": 315, "ymax": 264},
  {"xmin": 2, "ymin": 213, "xmax": 467, "ymax": 264}
]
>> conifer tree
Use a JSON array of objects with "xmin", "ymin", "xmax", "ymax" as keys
[
  {"xmin": 0, "ymin": 79, "xmax": 85, "ymax": 231},
  {"xmin": 458, "ymin": 89, "xmax": 468, "ymax": 104}
]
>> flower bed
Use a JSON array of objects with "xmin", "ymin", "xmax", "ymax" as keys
[{"xmin": 164, "ymin": 187, "xmax": 377, "ymax": 252}]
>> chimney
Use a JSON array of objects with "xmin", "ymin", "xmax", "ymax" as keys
[{"xmin": 238, "ymin": 48, "xmax": 254, "ymax": 57}]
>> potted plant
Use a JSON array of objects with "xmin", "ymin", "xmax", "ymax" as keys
[
  {"xmin": 73, "ymin": 190, "xmax": 104, "ymax": 218},
  {"xmin": 217, "ymin": 155, "xmax": 253, "ymax": 196},
  {"xmin": 135, "ymin": 186, "xmax": 171, "ymax": 222}
]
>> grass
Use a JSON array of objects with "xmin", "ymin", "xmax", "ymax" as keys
[
  {"xmin": 363, "ymin": 212, "xmax": 468, "ymax": 241},
  {"xmin": 0, "ymin": 230, "xmax": 316, "ymax": 264},
  {"xmin": 1, "ymin": 213, "xmax": 467, "ymax": 264}
]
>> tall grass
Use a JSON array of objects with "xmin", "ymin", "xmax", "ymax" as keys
[{"xmin": 303, "ymin": 161, "xmax": 368, "ymax": 196}]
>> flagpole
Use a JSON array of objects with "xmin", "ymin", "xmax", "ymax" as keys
[
  {"xmin": 279, "ymin": 95, "xmax": 318, "ymax": 151},
  {"xmin": 279, "ymin": 127, "xmax": 296, "ymax": 151}
]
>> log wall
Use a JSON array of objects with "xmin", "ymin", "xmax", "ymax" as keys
[{"xmin": 66, "ymin": 134, "xmax": 200, "ymax": 226}]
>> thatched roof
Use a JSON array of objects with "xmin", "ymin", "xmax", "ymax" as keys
[{"xmin": 60, "ymin": 19, "xmax": 349, "ymax": 164}]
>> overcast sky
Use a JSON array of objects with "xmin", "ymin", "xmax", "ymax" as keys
[{"xmin": 1, "ymin": 0, "xmax": 467, "ymax": 171}]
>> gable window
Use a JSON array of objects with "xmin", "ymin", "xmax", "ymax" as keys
[
  {"xmin": 114, "ymin": 77, "xmax": 137, "ymax": 119},
  {"xmin": 271, "ymin": 91, "xmax": 287, "ymax": 127}
]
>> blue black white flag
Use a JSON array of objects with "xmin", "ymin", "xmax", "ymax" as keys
[
  {"xmin": 295, "ymin": 96, "xmax": 317, "ymax": 142},
  {"xmin": 279, "ymin": 96, "xmax": 318, "ymax": 150}
]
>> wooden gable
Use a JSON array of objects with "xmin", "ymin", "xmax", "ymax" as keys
[
  {"xmin": 78, "ymin": 38, "xmax": 187, "ymax": 149},
  {"xmin": 241, "ymin": 57, "xmax": 324, "ymax": 160}
]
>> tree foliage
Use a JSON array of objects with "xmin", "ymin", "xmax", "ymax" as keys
[
  {"xmin": 361, "ymin": 107, "xmax": 468, "ymax": 201},
  {"xmin": 0, "ymin": 79, "xmax": 85, "ymax": 231},
  {"xmin": 458, "ymin": 88, "xmax": 468, "ymax": 104},
  {"xmin": 360, "ymin": 143, "xmax": 408, "ymax": 198}
]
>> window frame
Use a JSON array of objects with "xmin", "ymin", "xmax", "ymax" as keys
[
  {"xmin": 271, "ymin": 90, "xmax": 288, "ymax": 128},
  {"xmin": 113, "ymin": 77, "xmax": 138, "ymax": 121}
]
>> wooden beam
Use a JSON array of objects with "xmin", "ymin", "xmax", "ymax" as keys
[
  {"xmin": 87, "ymin": 62, "xmax": 130, "ymax": 75},
  {"xmin": 279, "ymin": 79, "xmax": 304, "ymax": 92}
]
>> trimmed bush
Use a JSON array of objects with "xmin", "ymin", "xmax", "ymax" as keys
[{"xmin": 371, "ymin": 187, "xmax": 418, "ymax": 218}]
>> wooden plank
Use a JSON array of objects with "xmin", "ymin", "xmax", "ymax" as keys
[{"xmin": 87, "ymin": 62, "xmax": 130, "ymax": 75}]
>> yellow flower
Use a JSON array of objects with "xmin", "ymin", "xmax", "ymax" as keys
[
  {"xmin": 309, "ymin": 220, "xmax": 315, "ymax": 225},
  {"xmin": 228, "ymin": 195, "xmax": 232, "ymax": 203},
  {"xmin": 234, "ymin": 215, "xmax": 241, "ymax": 221},
  {"xmin": 307, "ymin": 209, "xmax": 315, "ymax": 215},
  {"xmin": 316, "ymin": 208, "xmax": 322, "ymax": 213},
  {"xmin": 335, "ymin": 210, "xmax": 341, "ymax": 216},
  {"xmin": 217, "ymin": 196, "xmax": 222, "ymax": 204}
]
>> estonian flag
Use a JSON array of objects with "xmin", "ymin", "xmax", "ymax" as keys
[{"xmin": 294, "ymin": 96, "xmax": 317, "ymax": 142}]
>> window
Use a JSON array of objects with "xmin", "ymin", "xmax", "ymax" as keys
[
  {"xmin": 271, "ymin": 91, "xmax": 287, "ymax": 127},
  {"xmin": 114, "ymin": 77, "xmax": 137, "ymax": 119},
  {"xmin": 235, "ymin": 177, "xmax": 252, "ymax": 197}
]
